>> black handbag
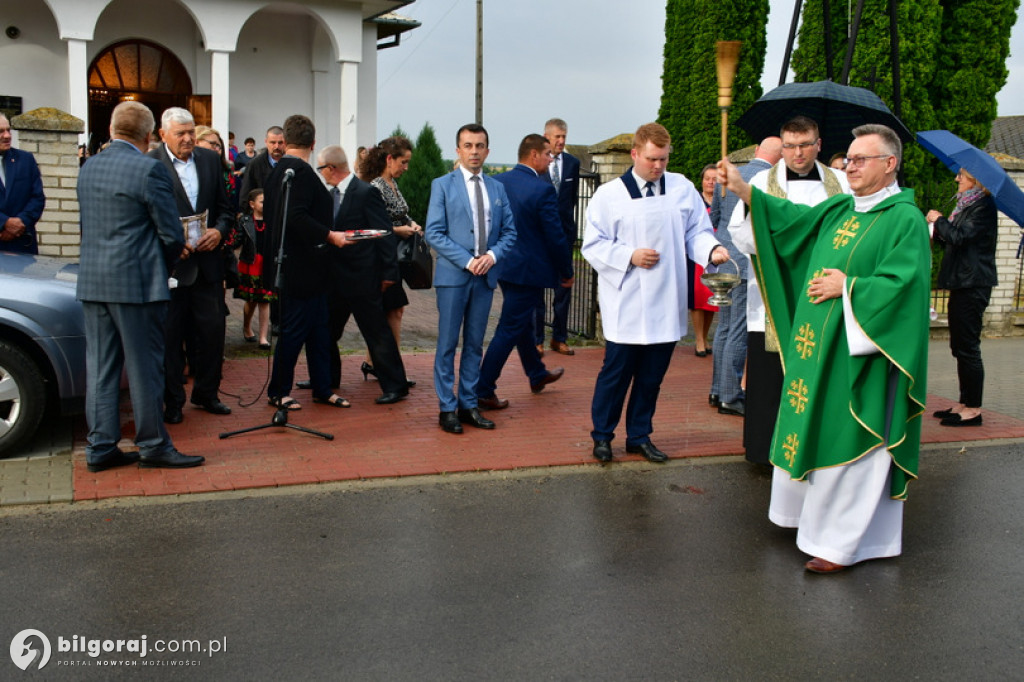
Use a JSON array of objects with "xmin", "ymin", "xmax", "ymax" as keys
[{"xmin": 396, "ymin": 230, "xmax": 434, "ymax": 290}]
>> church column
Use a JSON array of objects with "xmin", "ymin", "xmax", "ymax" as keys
[
  {"xmin": 66, "ymin": 38, "xmax": 89, "ymax": 146},
  {"xmin": 210, "ymin": 50, "xmax": 231, "ymax": 140},
  {"xmin": 339, "ymin": 60, "xmax": 358, "ymax": 156}
]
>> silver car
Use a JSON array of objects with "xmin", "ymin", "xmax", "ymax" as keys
[{"xmin": 0, "ymin": 253, "xmax": 85, "ymax": 456}]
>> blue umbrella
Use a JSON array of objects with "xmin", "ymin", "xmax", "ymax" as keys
[{"xmin": 917, "ymin": 129, "xmax": 1024, "ymax": 229}]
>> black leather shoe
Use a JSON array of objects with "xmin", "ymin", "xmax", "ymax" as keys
[
  {"xmin": 530, "ymin": 367, "xmax": 565, "ymax": 394},
  {"xmin": 375, "ymin": 392, "xmax": 407, "ymax": 405},
  {"xmin": 139, "ymin": 449, "xmax": 205, "ymax": 468},
  {"xmin": 193, "ymin": 399, "xmax": 232, "ymax": 415},
  {"xmin": 478, "ymin": 395, "xmax": 510, "ymax": 410},
  {"xmin": 718, "ymin": 400, "xmax": 745, "ymax": 417},
  {"xmin": 87, "ymin": 449, "xmax": 140, "ymax": 473},
  {"xmin": 163, "ymin": 405, "xmax": 183, "ymax": 424},
  {"xmin": 295, "ymin": 379, "xmax": 312, "ymax": 390},
  {"xmin": 626, "ymin": 441, "xmax": 668, "ymax": 463},
  {"xmin": 439, "ymin": 411, "xmax": 463, "ymax": 434},
  {"xmin": 941, "ymin": 413, "xmax": 983, "ymax": 426},
  {"xmin": 458, "ymin": 407, "xmax": 495, "ymax": 429},
  {"xmin": 593, "ymin": 440, "xmax": 613, "ymax": 463},
  {"xmin": 709, "ymin": 393, "xmax": 721, "ymax": 408}
]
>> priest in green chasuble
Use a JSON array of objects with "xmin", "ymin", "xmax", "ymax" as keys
[{"xmin": 718, "ymin": 124, "xmax": 930, "ymax": 574}]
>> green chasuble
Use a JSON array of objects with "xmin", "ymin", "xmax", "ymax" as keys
[{"xmin": 749, "ymin": 187, "xmax": 930, "ymax": 500}]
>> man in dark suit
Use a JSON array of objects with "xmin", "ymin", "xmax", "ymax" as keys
[
  {"xmin": 263, "ymin": 115, "xmax": 351, "ymax": 411},
  {"xmin": 478, "ymin": 134, "xmax": 573, "ymax": 409},
  {"xmin": 238, "ymin": 125, "xmax": 285, "ymax": 200},
  {"xmin": 0, "ymin": 114, "xmax": 46, "ymax": 254},
  {"xmin": 424, "ymin": 123, "xmax": 517, "ymax": 434},
  {"xmin": 76, "ymin": 101, "xmax": 203, "ymax": 470},
  {"xmin": 310, "ymin": 144, "xmax": 410, "ymax": 404},
  {"xmin": 149, "ymin": 107, "xmax": 234, "ymax": 423},
  {"xmin": 533, "ymin": 117, "xmax": 581, "ymax": 356}
]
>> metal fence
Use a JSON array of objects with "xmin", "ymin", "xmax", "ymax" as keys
[{"xmin": 539, "ymin": 170, "xmax": 601, "ymax": 339}]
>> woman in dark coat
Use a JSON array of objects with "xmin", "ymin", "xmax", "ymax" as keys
[{"xmin": 926, "ymin": 168, "xmax": 998, "ymax": 427}]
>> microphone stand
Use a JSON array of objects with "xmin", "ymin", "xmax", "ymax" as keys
[{"xmin": 221, "ymin": 167, "xmax": 334, "ymax": 441}]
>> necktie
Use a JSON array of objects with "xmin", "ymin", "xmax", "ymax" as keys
[
  {"xmin": 330, "ymin": 186, "xmax": 341, "ymax": 219},
  {"xmin": 471, "ymin": 175, "xmax": 486, "ymax": 256},
  {"xmin": 644, "ymin": 181, "xmax": 654, "ymax": 197},
  {"xmin": 550, "ymin": 156, "xmax": 560, "ymax": 194}
]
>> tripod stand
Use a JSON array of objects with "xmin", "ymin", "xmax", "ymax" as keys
[{"xmin": 221, "ymin": 164, "xmax": 333, "ymax": 442}]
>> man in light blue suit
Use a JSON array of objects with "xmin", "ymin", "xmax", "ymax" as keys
[
  {"xmin": 425, "ymin": 124, "xmax": 516, "ymax": 434},
  {"xmin": 76, "ymin": 101, "xmax": 204, "ymax": 471}
]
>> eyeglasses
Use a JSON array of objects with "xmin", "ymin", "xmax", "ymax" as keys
[
  {"xmin": 781, "ymin": 140, "xmax": 819, "ymax": 150},
  {"xmin": 316, "ymin": 164, "xmax": 333, "ymax": 171},
  {"xmin": 843, "ymin": 154, "xmax": 891, "ymax": 168}
]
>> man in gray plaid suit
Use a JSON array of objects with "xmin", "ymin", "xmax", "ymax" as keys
[{"xmin": 76, "ymin": 101, "xmax": 204, "ymax": 470}]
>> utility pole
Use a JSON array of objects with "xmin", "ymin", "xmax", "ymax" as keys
[{"xmin": 475, "ymin": 0, "xmax": 483, "ymax": 124}]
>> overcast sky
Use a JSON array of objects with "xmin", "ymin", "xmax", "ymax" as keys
[{"xmin": 376, "ymin": 0, "xmax": 1024, "ymax": 165}]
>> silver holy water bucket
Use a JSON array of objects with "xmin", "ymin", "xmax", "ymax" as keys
[{"xmin": 700, "ymin": 258, "xmax": 741, "ymax": 307}]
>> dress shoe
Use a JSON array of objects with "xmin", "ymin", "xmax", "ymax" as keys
[
  {"xmin": 361, "ymin": 362, "xmax": 378, "ymax": 381},
  {"xmin": 192, "ymin": 399, "xmax": 232, "ymax": 415},
  {"xmin": 163, "ymin": 405, "xmax": 183, "ymax": 424},
  {"xmin": 805, "ymin": 557, "xmax": 846, "ymax": 574},
  {"xmin": 295, "ymin": 379, "xmax": 312, "ymax": 390},
  {"xmin": 375, "ymin": 392, "xmax": 407, "ymax": 405},
  {"xmin": 477, "ymin": 395, "xmax": 510, "ymax": 410},
  {"xmin": 695, "ymin": 348, "xmax": 708, "ymax": 357},
  {"xmin": 940, "ymin": 413, "xmax": 983, "ymax": 427},
  {"xmin": 549, "ymin": 340, "xmax": 575, "ymax": 356},
  {"xmin": 87, "ymin": 449, "xmax": 140, "ymax": 473},
  {"xmin": 709, "ymin": 393, "xmax": 721, "ymax": 408},
  {"xmin": 932, "ymin": 407, "xmax": 955, "ymax": 418},
  {"xmin": 139, "ymin": 449, "xmax": 205, "ymax": 468},
  {"xmin": 626, "ymin": 441, "xmax": 668, "ymax": 463},
  {"xmin": 530, "ymin": 367, "xmax": 565, "ymax": 394},
  {"xmin": 439, "ymin": 411, "xmax": 463, "ymax": 434},
  {"xmin": 593, "ymin": 440, "xmax": 613, "ymax": 463},
  {"xmin": 535, "ymin": 344, "xmax": 545, "ymax": 357},
  {"xmin": 458, "ymin": 407, "xmax": 495, "ymax": 429},
  {"xmin": 718, "ymin": 400, "xmax": 745, "ymax": 417}
]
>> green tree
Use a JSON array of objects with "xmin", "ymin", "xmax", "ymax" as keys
[
  {"xmin": 398, "ymin": 122, "xmax": 449, "ymax": 225},
  {"xmin": 658, "ymin": 0, "xmax": 770, "ymax": 182}
]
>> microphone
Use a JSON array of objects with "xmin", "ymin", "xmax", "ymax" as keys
[{"xmin": 282, "ymin": 168, "xmax": 295, "ymax": 184}]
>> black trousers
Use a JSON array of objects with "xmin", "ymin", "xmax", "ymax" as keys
[
  {"xmin": 948, "ymin": 287, "xmax": 991, "ymax": 408},
  {"xmin": 164, "ymin": 279, "xmax": 225, "ymax": 407},
  {"xmin": 327, "ymin": 290, "xmax": 407, "ymax": 394},
  {"xmin": 743, "ymin": 331, "xmax": 784, "ymax": 465}
]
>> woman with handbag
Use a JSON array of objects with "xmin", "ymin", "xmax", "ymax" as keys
[
  {"xmin": 926, "ymin": 168, "xmax": 999, "ymax": 427},
  {"xmin": 361, "ymin": 136, "xmax": 422, "ymax": 380}
]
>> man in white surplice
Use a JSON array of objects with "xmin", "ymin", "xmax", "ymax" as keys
[{"xmin": 582, "ymin": 123, "xmax": 727, "ymax": 464}]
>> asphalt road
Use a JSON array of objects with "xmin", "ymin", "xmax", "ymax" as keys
[{"xmin": 1, "ymin": 442, "xmax": 1022, "ymax": 680}]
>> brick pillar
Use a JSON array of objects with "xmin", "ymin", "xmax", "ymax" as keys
[
  {"xmin": 987, "ymin": 162, "xmax": 1024, "ymax": 335},
  {"xmin": 10, "ymin": 108, "xmax": 85, "ymax": 259},
  {"xmin": 588, "ymin": 134, "xmax": 635, "ymax": 185}
]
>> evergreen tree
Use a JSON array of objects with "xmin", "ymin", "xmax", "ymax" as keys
[
  {"xmin": 398, "ymin": 122, "xmax": 449, "ymax": 225},
  {"xmin": 658, "ymin": 0, "xmax": 770, "ymax": 182}
]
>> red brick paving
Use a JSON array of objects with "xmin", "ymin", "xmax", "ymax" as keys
[{"xmin": 71, "ymin": 347, "xmax": 1024, "ymax": 501}]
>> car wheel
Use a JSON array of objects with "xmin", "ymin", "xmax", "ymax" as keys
[{"xmin": 0, "ymin": 340, "xmax": 47, "ymax": 457}]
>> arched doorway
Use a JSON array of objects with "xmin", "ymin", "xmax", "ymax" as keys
[{"xmin": 87, "ymin": 39, "xmax": 205, "ymax": 151}]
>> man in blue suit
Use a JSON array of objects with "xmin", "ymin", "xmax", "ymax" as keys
[
  {"xmin": 0, "ymin": 114, "xmax": 46, "ymax": 254},
  {"xmin": 478, "ymin": 134, "xmax": 573, "ymax": 410},
  {"xmin": 533, "ymin": 117, "xmax": 580, "ymax": 356},
  {"xmin": 76, "ymin": 101, "xmax": 203, "ymax": 470},
  {"xmin": 425, "ymin": 124, "xmax": 516, "ymax": 434}
]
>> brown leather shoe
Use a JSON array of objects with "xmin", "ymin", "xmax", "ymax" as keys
[
  {"xmin": 530, "ymin": 367, "xmax": 565, "ymax": 394},
  {"xmin": 535, "ymin": 344, "xmax": 545, "ymax": 357},
  {"xmin": 805, "ymin": 557, "xmax": 846, "ymax": 574},
  {"xmin": 478, "ymin": 395, "xmax": 509, "ymax": 410},
  {"xmin": 549, "ymin": 340, "xmax": 575, "ymax": 356}
]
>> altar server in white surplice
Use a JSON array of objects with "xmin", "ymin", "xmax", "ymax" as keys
[{"xmin": 582, "ymin": 123, "xmax": 727, "ymax": 465}]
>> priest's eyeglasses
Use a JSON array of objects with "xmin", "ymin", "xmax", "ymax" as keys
[
  {"xmin": 781, "ymin": 140, "xmax": 819, "ymax": 150},
  {"xmin": 843, "ymin": 154, "xmax": 891, "ymax": 168}
]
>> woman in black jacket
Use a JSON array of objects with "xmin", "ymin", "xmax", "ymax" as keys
[{"xmin": 926, "ymin": 168, "xmax": 998, "ymax": 427}]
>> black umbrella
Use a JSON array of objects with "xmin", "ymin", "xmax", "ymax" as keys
[{"xmin": 735, "ymin": 80, "xmax": 913, "ymax": 161}]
